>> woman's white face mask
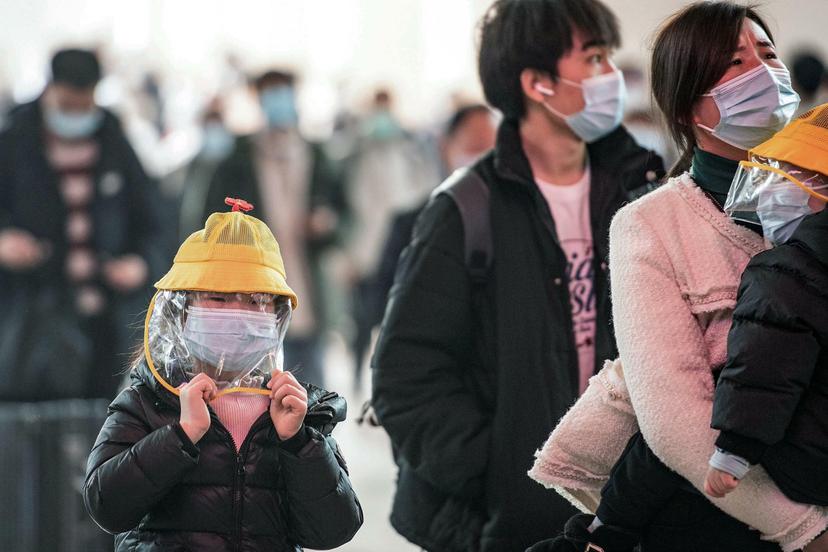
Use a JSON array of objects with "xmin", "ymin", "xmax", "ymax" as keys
[{"xmin": 697, "ymin": 64, "xmax": 800, "ymax": 150}]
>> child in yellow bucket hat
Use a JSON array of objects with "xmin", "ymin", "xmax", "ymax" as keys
[
  {"xmin": 83, "ymin": 198, "xmax": 362, "ymax": 551},
  {"xmin": 705, "ymin": 105, "xmax": 828, "ymax": 508}
]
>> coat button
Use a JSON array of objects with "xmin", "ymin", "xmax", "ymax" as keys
[{"xmin": 553, "ymin": 277, "xmax": 563, "ymax": 286}]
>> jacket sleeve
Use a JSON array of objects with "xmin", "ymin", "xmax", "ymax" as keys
[
  {"xmin": 83, "ymin": 387, "xmax": 200, "ymax": 534},
  {"xmin": 712, "ymin": 259, "xmax": 822, "ymax": 463},
  {"xmin": 371, "ymin": 195, "xmax": 491, "ymax": 499},
  {"xmin": 609, "ymin": 206, "xmax": 828, "ymax": 551},
  {"xmin": 280, "ymin": 427, "xmax": 363, "ymax": 549}
]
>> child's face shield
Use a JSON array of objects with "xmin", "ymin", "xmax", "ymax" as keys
[
  {"xmin": 144, "ymin": 290, "xmax": 292, "ymax": 397},
  {"xmin": 724, "ymin": 156, "xmax": 828, "ymax": 228}
]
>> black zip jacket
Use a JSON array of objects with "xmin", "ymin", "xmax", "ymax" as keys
[
  {"xmin": 372, "ymin": 120, "xmax": 664, "ymax": 551},
  {"xmin": 84, "ymin": 360, "xmax": 363, "ymax": 551},
  {"xmin": 713, "ymin": 207, "xmax": 828, "ymax": 505}
]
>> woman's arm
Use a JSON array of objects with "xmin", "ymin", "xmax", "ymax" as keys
[{"xmin": 609, "ymin": 206, "xmax": 827, "ymax": 551}]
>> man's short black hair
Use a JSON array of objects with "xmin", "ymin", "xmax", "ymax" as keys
[
  {"xmin": 51, "ymin": 48, "xmax": 101, "ymax": 89},
  {"xmin": 445, "ymin": 104, "xmax": 491, "ymax": 138},
  {"xmin": 477, "ymin": 0, "xmax": 621, "ymax": 121},
  {"xmin": 253, "ymin": 70, "xmax": 296, "ymax": 91}
]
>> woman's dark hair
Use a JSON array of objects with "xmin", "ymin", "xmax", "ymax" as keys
[
  {"xmin": 477, "ymin": 0, "xmax": 620, "ymax": 121},
  {"xmin": 651, "ymin": 2, "xmax": 774, "ymax": 177}
]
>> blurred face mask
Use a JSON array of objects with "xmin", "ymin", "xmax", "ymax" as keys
[
  {"xmin": 44, "ymin": 106, "xmax": 103, "ymax": 139},
  {"xmin": 725, "ymin": 159, "xmax": 828, "ymax": 245},
  {"xmin": 201, "ymin": 122, "xmax": 234, "ymax": 160},
  {"xmin": 260, "ymin": 86, "xmax": 298, "ymax": 129},
  {"xmin": 697, "ymin": 65, "xmax": 800, "ymax": 150},
  {"xmin": 535, "ymin": 68, "xmax": 626, "ymax": 142}
]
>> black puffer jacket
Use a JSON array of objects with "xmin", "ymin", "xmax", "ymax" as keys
[
  {"xmin": 372, "ymin": 121, "xmax": 663, "ymax": 551},
  {"xmin": 84, "ymin": 361, "xmax": 363, "ymax": 551},
  {"xmin": 713, "ymin": 207, "xmax": 828, "ymax": 505}
]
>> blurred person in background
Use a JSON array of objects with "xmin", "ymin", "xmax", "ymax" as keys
[
  {"xmin": 792, "ymin": 51, "xmax": 827, "ymax": 115},
  {"xmin": 0, "ymin": 48, "xmax": 164, "ymax": 401},
  {"xmin": 173, "ymin": 100, "xmax": 236, "ymax": 241},
  {"xmin": 201, "ymin": 69, "xmax": 345, "ymax": 389},
  {"xmin": 371, "ymin": 0, "xmax": 664, "ymax": 549},
  {"xmin": 372, "ymin": 103, "xmax": 497, "ymax": 341},
  {"xmin": 342, "ymin": 89, "xmax": 440, "ymax": 391}
]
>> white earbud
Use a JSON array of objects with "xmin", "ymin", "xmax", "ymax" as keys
[{"xmin": 534, "ymin": 83, "xmax": 555, "ymax": 96}]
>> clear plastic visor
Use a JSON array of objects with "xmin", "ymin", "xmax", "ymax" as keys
[
  {"xmin": 143, "ymin": 290, "xmax": 292, "ymax": 396},
  {"xmin": 724, "ymin": 157, "xmax": 828, "ymax": 226}
]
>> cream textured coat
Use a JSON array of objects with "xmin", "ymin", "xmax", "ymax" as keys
[{"xmin": 529, "ymin": 174, "xmax": 828, "ymax": 552}]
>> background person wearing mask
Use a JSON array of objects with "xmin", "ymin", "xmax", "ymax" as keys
[
  {"xmin": 0, "ymin": 48, "xmax": 163, "ymax": 401},
  {"xmin": 342, "ymin": 89, "xmax": 440, "ymax": 391},
  {"xmin": 530, "ymin": 3, "xmax": 828, "ymax": 552},
  {"xmin": 372, "ymin": 103, "xmax": 497, "ymax": 331},
  {"xmin": 371, "ymin": 0, "xmax": 664, "ymax": 550},
  {"xmin": 173, "ymin": 101, "xmax": 236, "ymax": 242},
  {"xmin": 201, "ymin": 69, "xmax": 345, "ymax": 389}
]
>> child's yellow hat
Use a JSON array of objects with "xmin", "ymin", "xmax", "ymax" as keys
[
  {"xmin": 750, "ymin": 103, "xmax": 828, "ymax": 179},
  {"xmin": 154, "ymin": 197, "xmax": 298, "ymax": 309}
]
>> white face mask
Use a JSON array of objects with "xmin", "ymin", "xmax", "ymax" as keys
[
  {"xmin": 44, "ymin": 106, "xmax": 103, "ymax": 139},
  {"xmin": 697, "ymin": 64, "xmax": 800, "ymax": 150},
  {"xmin": 535, "ymin": 68, "xmax": 626, "ymax": 142},
  {"xmin": 183, "ymin": 307, "xmax": 282, "ymax": 379},
  {"xmin": 756, "ymin": 179, "xmax": 815, "ymax": 245}
]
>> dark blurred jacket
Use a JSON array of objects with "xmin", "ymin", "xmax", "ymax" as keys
[{"xmin": 0, "ymin": 99, "xmax": 164, "ymax": 401}]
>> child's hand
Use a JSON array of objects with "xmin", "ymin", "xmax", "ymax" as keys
[
  {"xmin": 267, "ymin": 370, "xmax": 308, "ymax": 441},
  {"xmin": 179, "ymin": 373, "xmax": 217, "ymax": 444},
  {"xmin": 704, "ymin": 466, "xmax": 740, "ymax": 498}
]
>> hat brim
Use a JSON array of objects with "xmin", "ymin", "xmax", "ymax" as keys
[{"xmin": 154, "ymin": 260, "xmax": 299, "ymax": 310}]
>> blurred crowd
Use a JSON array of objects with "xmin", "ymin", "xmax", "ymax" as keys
[
  {"xmin": 1, "ymin": 25, "xmax": 828, "ymax": 549},
  {"xmin": 1, "ymin": 45, "xmax": 825, "ymax": 402}
]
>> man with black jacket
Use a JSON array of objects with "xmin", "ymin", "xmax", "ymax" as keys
[
  {"xmin": 371, "ymin": 1, "xmax": 664, "ymax": 550},
  {"xmin": 0, "ymin": 49, "xmax": 164, "ymax": 401}
]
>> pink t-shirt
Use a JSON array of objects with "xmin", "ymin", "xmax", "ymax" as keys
[{"xmin": 536, "ymin": 168, "xmax": 596, "ymax": 394}]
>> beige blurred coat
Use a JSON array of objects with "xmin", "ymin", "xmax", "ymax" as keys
[{"xmin": 528, "ymin": 174, "xmax": 828, "ymax": 552}]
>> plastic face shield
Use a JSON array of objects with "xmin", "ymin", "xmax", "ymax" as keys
[
  {"xmin": 144, "ymin": 290, "xmax": 291, "ymax": 397},
  {"xmin": 724, "ymin": 156, "xmax": 828, "ymax": 226}
]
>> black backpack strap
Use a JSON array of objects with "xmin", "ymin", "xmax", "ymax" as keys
[{"xmin": 432, "ymin": 168, "xmax": 492, "ymax": 283}]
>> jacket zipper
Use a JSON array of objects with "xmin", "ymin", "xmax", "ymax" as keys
[{"xmin": 225, "ymin": 411, "xmax": 272, "ymax": 551}]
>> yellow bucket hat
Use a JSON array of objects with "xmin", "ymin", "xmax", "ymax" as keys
[
  {"xmin": 154, "ymin": 197, "xmax": 299, "ymax": 308},
  {"xmin": 749, "ymin": 103, "xmax": 828, "ymax": 182}
]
